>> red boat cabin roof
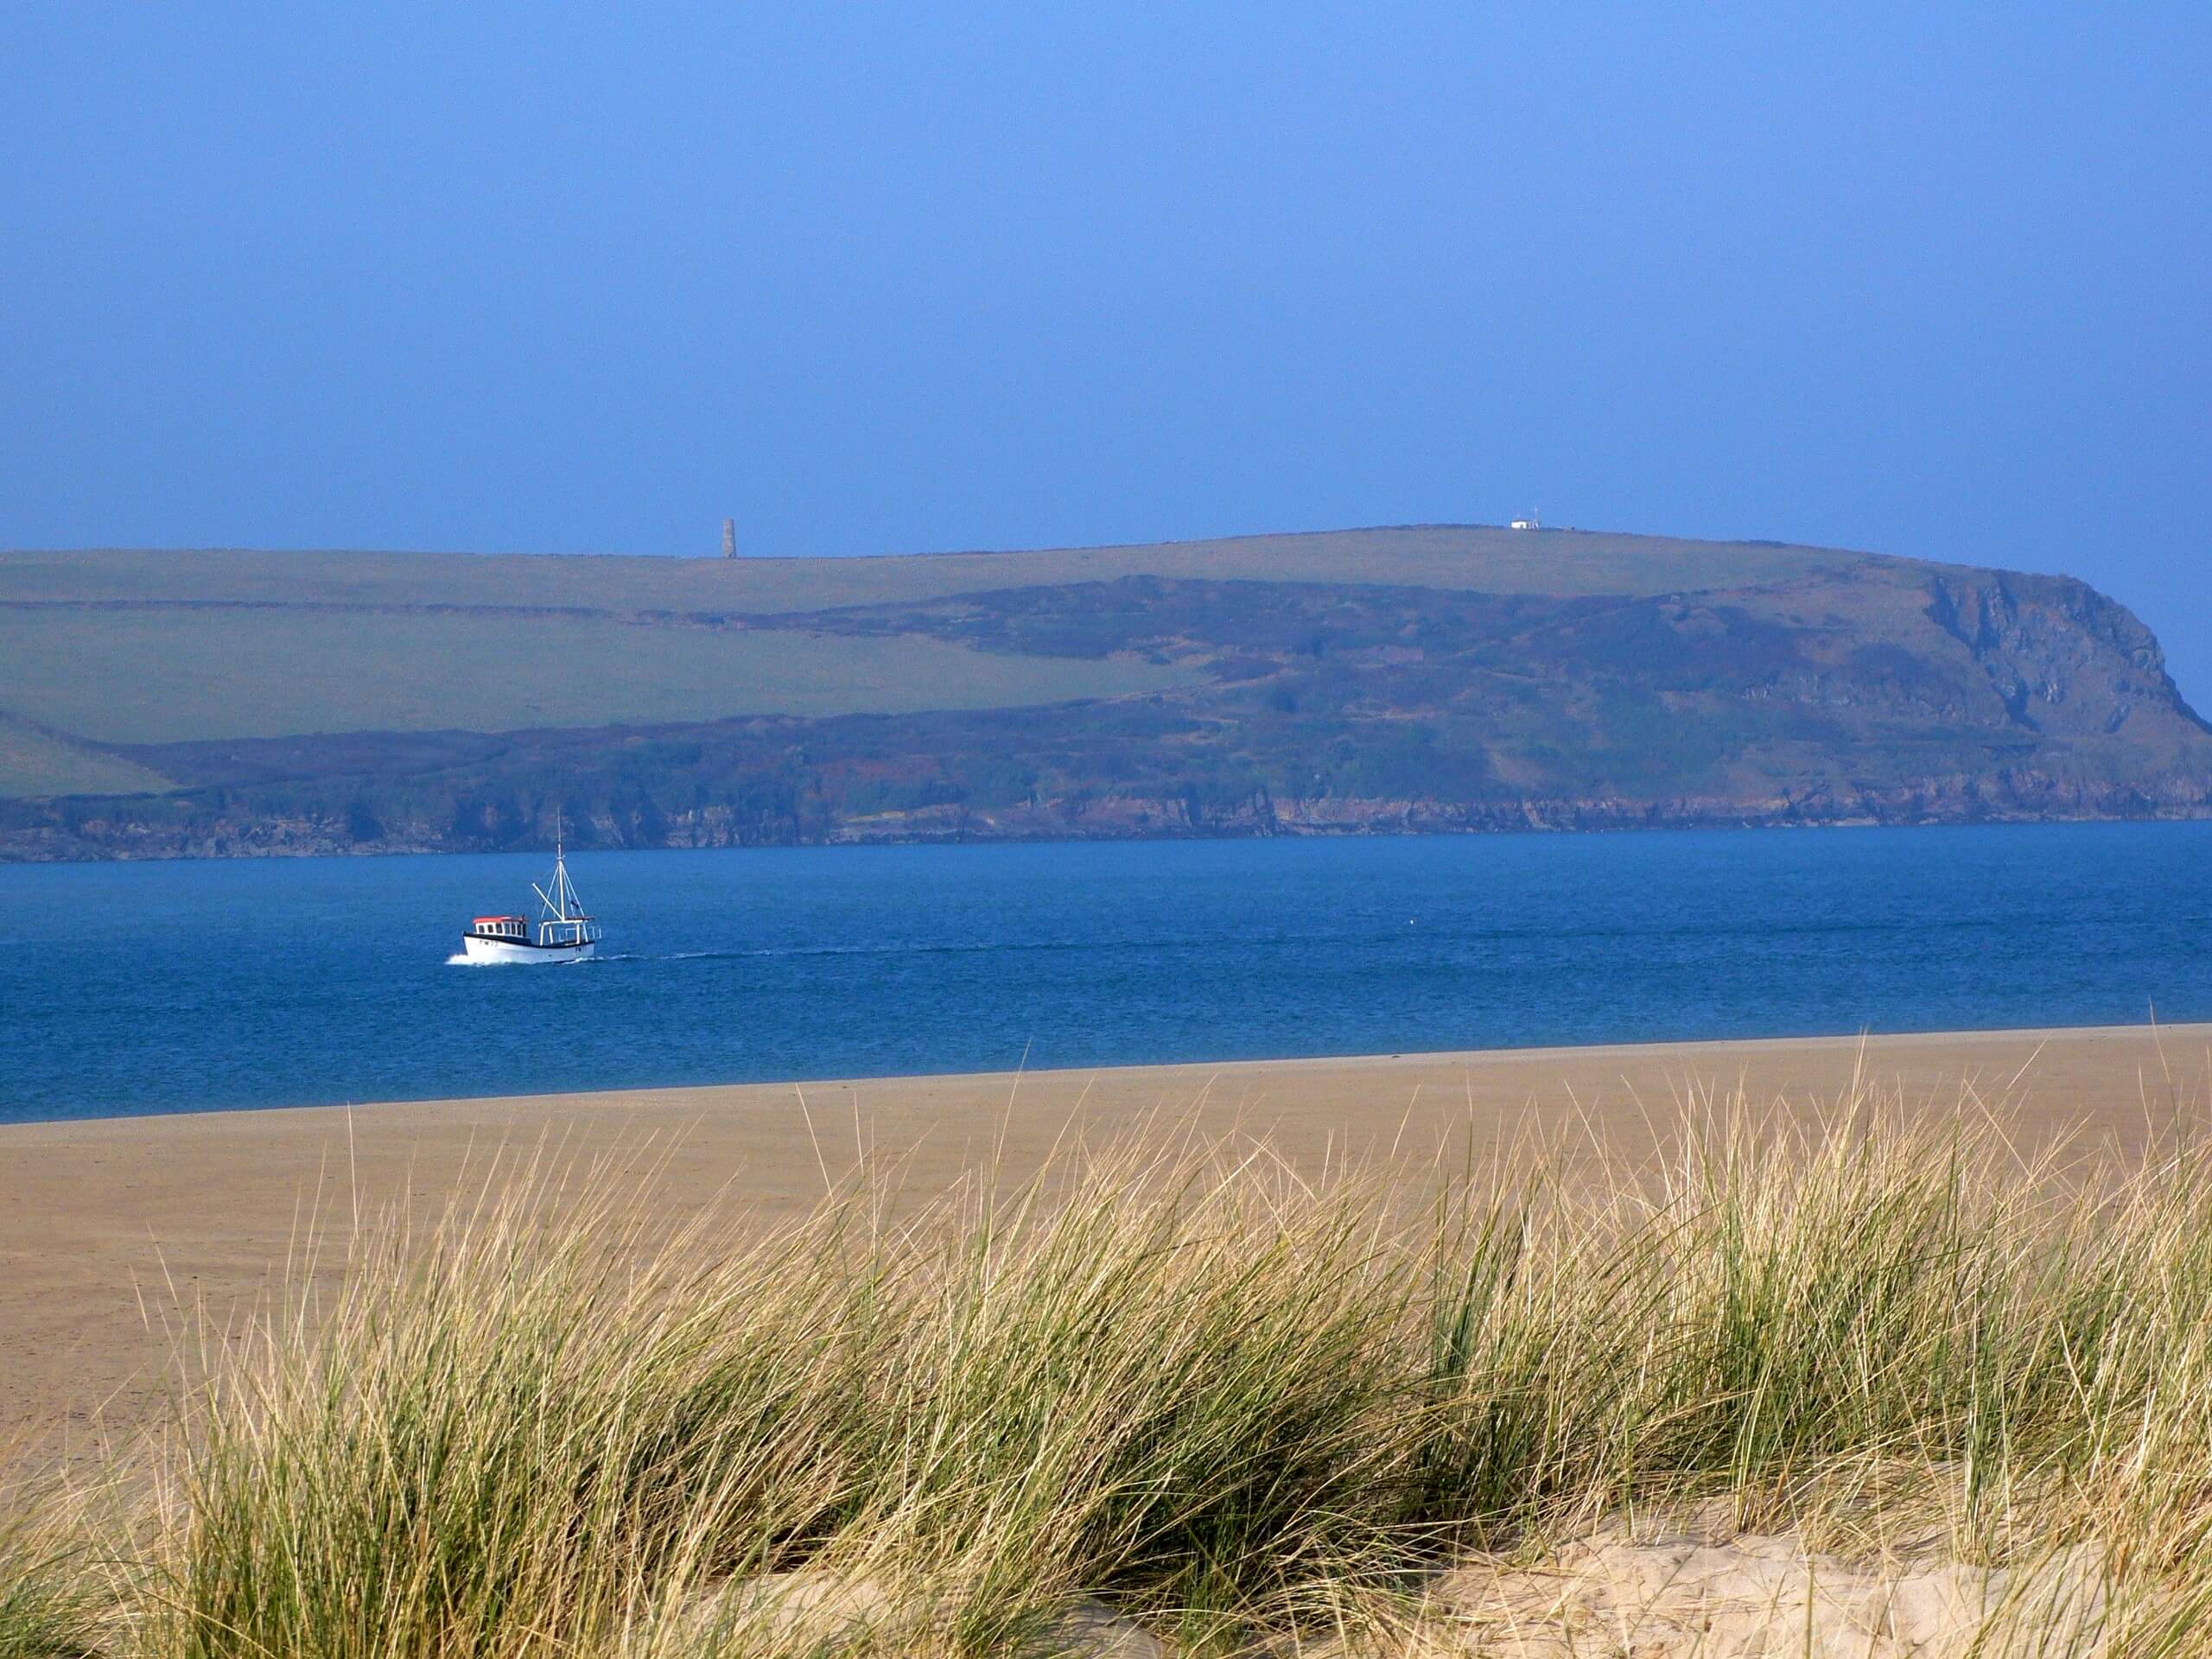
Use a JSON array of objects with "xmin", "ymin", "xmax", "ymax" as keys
[{"xmin": 473, "ymin": 915, "xmax": 524, "ymax": 925}]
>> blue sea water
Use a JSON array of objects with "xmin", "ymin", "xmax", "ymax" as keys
[{"xmin": 3, "ymin": 823, "xmax": 2209, "ymax": 1125}]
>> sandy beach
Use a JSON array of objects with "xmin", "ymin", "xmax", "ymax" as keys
[{"xmin": 5, "ymin": 1022, "xmax": 2209, "ymax": 1465}]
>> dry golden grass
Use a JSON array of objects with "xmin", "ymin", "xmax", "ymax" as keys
[{"xmin": 11, "ymin": 1075, "xmax": 2212, "ymax": 1656}]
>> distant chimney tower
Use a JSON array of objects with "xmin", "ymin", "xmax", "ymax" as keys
[{"xmin": 721, "ymin": 518, "xmax": 736, "ymax": 558}]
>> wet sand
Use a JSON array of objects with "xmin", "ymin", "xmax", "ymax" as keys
[{"xmin": 4, "ymin": 1023, "xmax": 2209, "ymax": 1465}]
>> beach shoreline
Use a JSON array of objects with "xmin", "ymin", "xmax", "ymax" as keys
[{"xmin": 7, "ymin": 1020, "xmax": 2209, "ymax": 1465}]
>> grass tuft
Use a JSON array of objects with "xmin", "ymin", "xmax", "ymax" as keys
[
  {"xmin": 0, "ymin": 1500, "xmax": 102, "ymax": 1659},
  {"xmin": 13, "ymin": 1078, "xmax": 2212, "ymax": 1656}
]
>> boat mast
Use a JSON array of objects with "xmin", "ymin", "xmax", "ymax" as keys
[{"xmin": 531, "ymin": 809, "xmax": 583, "ymax": 924}]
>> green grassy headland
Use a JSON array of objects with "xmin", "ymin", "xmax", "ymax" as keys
[{"xmin": 3, "ymin": 525, "xmax": 2205, "ymax": 851}]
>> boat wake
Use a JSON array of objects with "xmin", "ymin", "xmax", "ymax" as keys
[{"xmin": 448, "ymin": 950, "xmax": 616, "ymax": 967}]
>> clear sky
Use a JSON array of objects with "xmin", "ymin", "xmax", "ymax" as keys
[{"xmin": 5, "ymin": 5, "xmax": 2208, "ymax": 695}]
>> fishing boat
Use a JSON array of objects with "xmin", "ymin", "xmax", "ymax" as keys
[{"xmin": 459, "ymin": 828, "xmax": 602, "ymax": 964}]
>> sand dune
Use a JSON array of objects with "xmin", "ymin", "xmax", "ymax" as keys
[
  {"xmin": 7, "ymin": 1022, "xmax": 2211, "ymax": 1656},
  {"xmin": 3, "ymin": 1023, "xmax": 2207, "ymax": 1465}
]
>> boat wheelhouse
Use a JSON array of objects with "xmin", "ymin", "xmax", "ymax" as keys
[{"xmin": 459, "ymin": 831, "xmax": 603, "ymax": 963}]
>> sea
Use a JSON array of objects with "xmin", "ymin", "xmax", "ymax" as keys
[{"xmin": 3, "ymin": 822, "xmax": 2209, "ymax": 1126}]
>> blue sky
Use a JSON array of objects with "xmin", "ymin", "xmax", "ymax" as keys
[{"xmin": 5, "ymin": 4, "xmax": 2208, "ymax": 694}]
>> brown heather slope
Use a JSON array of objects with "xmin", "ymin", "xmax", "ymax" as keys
[{"xmin": 2, "ymin": 527, "xmax": 2207, "ymax": 856}]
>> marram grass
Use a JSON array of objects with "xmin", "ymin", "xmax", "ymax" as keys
[
  {"xmin": 0, "ymin": 1498, "xmax": 100, "ymax": 1659},
  {"xmin": 13, "ymin": 1081, "xmax": 2212, "ymax": 1656}
]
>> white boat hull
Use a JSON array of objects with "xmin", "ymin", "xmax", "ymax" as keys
[{"xmin": 459, "ymin": 934, "xmax": 596, "ymax": 965}]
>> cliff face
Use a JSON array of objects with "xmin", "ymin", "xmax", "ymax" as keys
[
  {"xmin": 3, "ymin": 537, "xmax": 2209, "ymax": 860},
  {"xmin": 1923, "ymin": 570, "xmax": 2201, "ymax": 740}
]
